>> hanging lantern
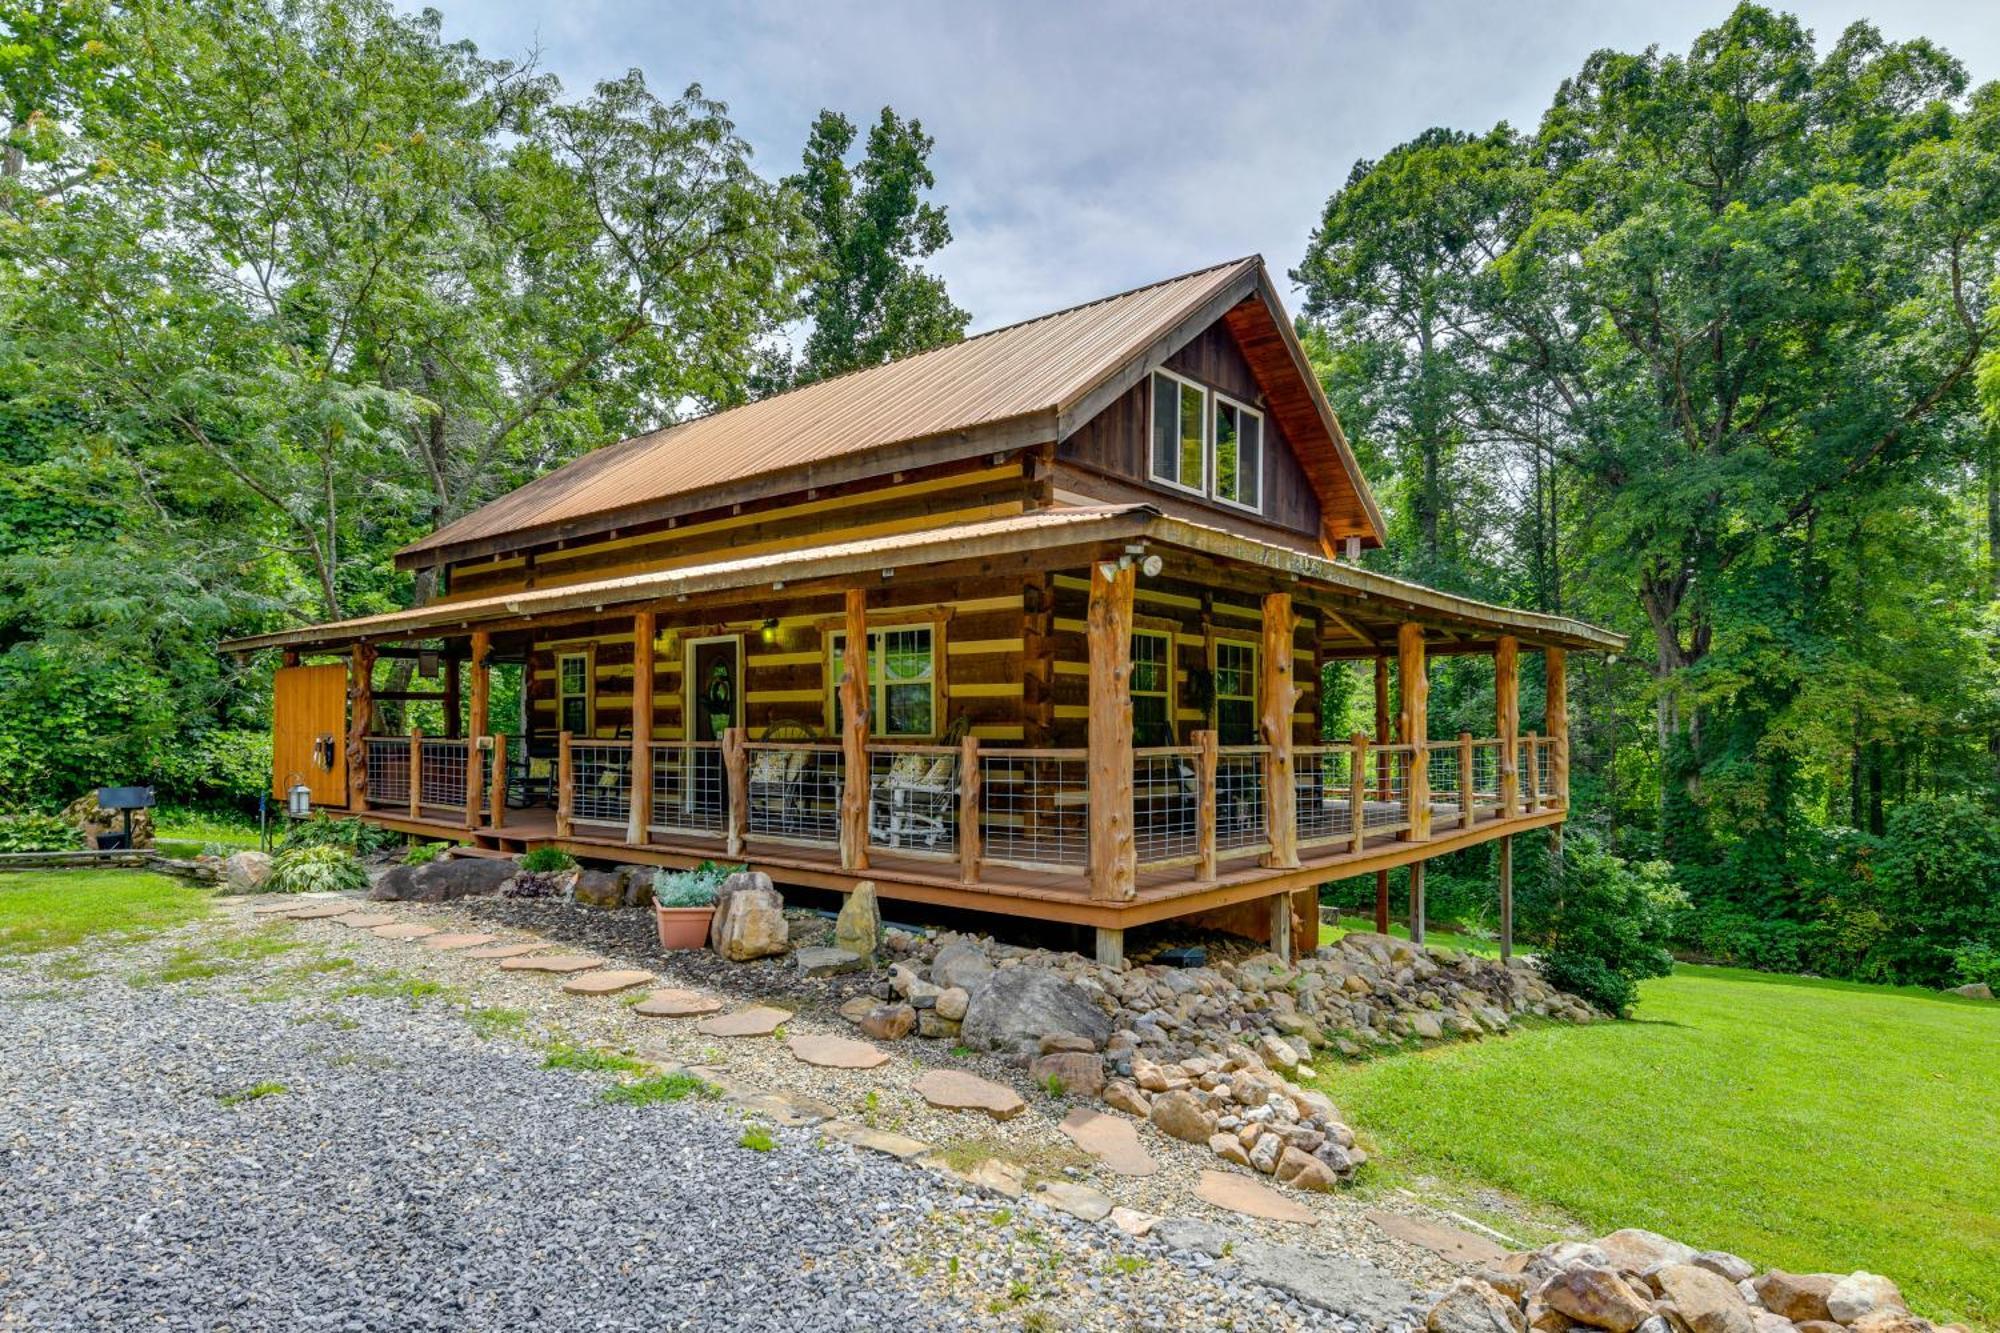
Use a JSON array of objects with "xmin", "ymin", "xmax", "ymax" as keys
[
  {"xmin": 287, "ymin": 780, "xmax": 313, "ymax": 818},
  {"xmin": 417, "ymin": 649, "xmax": 441, "ymax": 680}
]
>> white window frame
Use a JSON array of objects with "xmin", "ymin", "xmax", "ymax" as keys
[
  {"xmin": 1148, "ymin": 368, "xmax": 1210, "ymax": 498},
  {"xmin": 1210, "ymin": 391, "xmax": 1264, "ymax": 515},
  {"xmin": 827, "ymin": 624, "xmax": 938, "ymax": 740}
]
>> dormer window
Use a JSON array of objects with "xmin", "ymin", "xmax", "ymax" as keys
[{"xmin": 1148, "ymin": 370, "xmax": 1262, "ymax": 514}]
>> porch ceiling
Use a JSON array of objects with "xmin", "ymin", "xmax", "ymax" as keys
[{"xmin": 221, "ymin": 504, "xmax": 1625, "ymax": 656}]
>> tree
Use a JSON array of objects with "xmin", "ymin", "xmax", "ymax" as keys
[{"xmin": 775, "ymin": 107, "xmax": 969, "ymax": 388}]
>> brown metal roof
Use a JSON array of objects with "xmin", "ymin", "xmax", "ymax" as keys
[{"xmin": 400, "ymin": 256, "xmax": 1383, "ymax": 564}]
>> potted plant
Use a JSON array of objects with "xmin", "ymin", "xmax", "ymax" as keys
[{"xmin": 653, "ymin": 862, "xmax": 735, "ymax": 949}]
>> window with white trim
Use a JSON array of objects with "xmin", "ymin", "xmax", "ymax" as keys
[
  {"xmin": 830, "ymin": 626, "xmax": 936, "ymax": 737},
  {"xmin": 1131, "ymin": 630, "xmax": 1173, "ymax": 746},
  {"xmin": 1213, "ymin": 395, "xmax": 1262, "ymax": 511},
  {"xmin": 1150, "ymin": 370, "xmax": 1207, "ymax": 494},
  {"xmin": 1214, "ymin": 640, "xmax": 1257, "ymax": 746}
]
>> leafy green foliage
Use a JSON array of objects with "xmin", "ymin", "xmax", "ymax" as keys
[
  {"xmin": 402, "ymin": 841, "xmax": 446, "ymax": 866},
  {"xmin": 600, "ymin": 1072, "xmax": 721, "ymax": 1106},
  {"xmin": 652, "ymin": 859, "xmax": 742, "ymax": 908},
  {"xmin": 267, "ymin": 844, "xmax": 367, "ymax": 895},
  {"xmin": 517, "ymin": 847, "xmax": 577, "ymax": 874},
  {"xmin": 1522, "ymin": 832, "xmax": 1685, "ymax": 1016},
  {"xmin": 280, "ymin": 812, "xmax": 398, "ymax": 856},
  {"xmin": 0, "ymin": 812, "xmax": 82, "ymax": 853}
]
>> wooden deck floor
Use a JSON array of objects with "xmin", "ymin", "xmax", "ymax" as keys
[{"xmin": 348, "ymin": 799, "xmax": 1565, "ymax": 931}]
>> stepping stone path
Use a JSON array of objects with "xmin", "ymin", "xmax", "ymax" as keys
[
  {"xmin": 695, "ymin": 1006, "xmax": 789, "ymax": 1038},
  {"xmin": 1364, "ymin": 1209, "xmax": 1507, "ymax": 1265},
  {"xmin": 335, "ymin": 913, "xmax": 398, "ymax": 929},
  {"xmin": 1109, "ymin": 1207, "xmax": 1160, "ymax": 1238},
  {"xmin": 912, "ymin": 1069, "xmax": 1026, "ymax": 1122},
  {"xmin": 371, "ymin": 923, "xmax": 439, "ymax": 940},
  {"xmin": 732, "ymin": 1090, "xmax": 837, "ymax": 1127},
  {"xmin": 631, "ymin": 988, "xmax": 723, "ymax": 1018},
  {"xmin": 287, "ymin": 903, "xmax": 357, "ymax": 920},
  {"xmin": 464, "ymin": 942, "xmax": 545, "ymax": 960},
  {"xmin": 820, "ymin": 1120, "xmax": 931, "ymax": 1161},
  {"xmin": 498, "ymin": 953, "xmax": 603, "ymax": 974},
  {"xmin": 561, "ymin": 969, "xmax": 653, "ymax": 996},
  {"xmin": 1035, "ymin": 1181, "xmax": 1114, "ymax": 1224},
  {"xmin": 786, "ymin": 1034, "xmax": 889, "ymax": 1070},
  {"xmin": 1058, "ymin": 1106, "xmax": 1160, "ymax": 1177},
  {"xmin": 1195, "ymin": 1169, "xmax": 1316, "ymax": 1225},
  {"xmin": 420, "ymin": 932, "xmax": 497, "ymax": 951}
]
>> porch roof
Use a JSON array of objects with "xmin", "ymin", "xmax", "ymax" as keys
[{"xmin": 222, "ymin": 505, "xmax": 1625, "ymax": 655}]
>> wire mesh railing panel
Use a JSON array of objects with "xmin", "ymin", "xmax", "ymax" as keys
[
  {"xmin": 364, "ymin": 737, "xmax": 410, "ymax": 808},
  {"xmin": 745, "ymin": 743, "xmax": 842, "ymax": 846},
  {"xmin": 649, "ymin": 742, "xmax": 727, "ymax": 837},
  {"xmin": 1295, "ymin": 746, "xmax": 1356, "ymax": 846},
  {"xmin": 1215, "ymin": 746, "xmax": 1269, "ymax": 855},
  {"xmin": 1428, "ymin": 745, "xmax": 1464, "ymax": 823},
  {"xmin": 868, "ymin": 746, "xmax": 959, "ymax": 858},
  {"xmin": 1535, "ymin": 741, "xmax": 1556, "ymax": 804},
  {"xmin": 1363, "ymin": 744, "xmax": 1413, "ymax": 834},
  {"xmin": 1470, "ymin": 740, "xmax": 1504, "ymax": 812},
  {"xmin": 1134, "ymin": 748, "xmax": 1199, "ymax": 866},
  {"xmin": 570, "ymin": 742, "xmax": 632, "ymax": 827},
  {"xmin": 978, "ymin": 750, "xmax": 1088, "ymax": 871},
  {"xmin": 419, "ymin": 739, "xmax": 469, "ymax": 810}
]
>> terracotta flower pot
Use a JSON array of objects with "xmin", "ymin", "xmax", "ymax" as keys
[{"xmin": 655, "ymin": 903, "xmax": 715, "ymax": 951}]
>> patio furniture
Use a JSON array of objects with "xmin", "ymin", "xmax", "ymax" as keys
[{"xmin": 869, "ymin": 717, "xmax": 971, "ymax": 852}]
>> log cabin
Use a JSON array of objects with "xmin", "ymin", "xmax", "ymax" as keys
[{"xmin": 226, "ymin": 256, "xmax": 1623, "ymax": 964}]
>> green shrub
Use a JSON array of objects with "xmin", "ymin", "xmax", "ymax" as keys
[
  {"xmin": 280, "ymin": 812, "xmax": 399, "ymax": 856},
  {"xmin": 268, "ymin": 844, "xmax": 368, "ymax": 894},
  {"xmin": 1867, "ymin": 796, "xmax": 2000, "ymax": 986},
  {"xmin": 518, "ymin": 847, "xmax": 577, "ymax": 873},
  {"xmin": 1951, "ymin": 940, "xmax": 2000, "ymax": 990},
  {"xmin": 404, "ymin": 841, "xmax": 446, "ymax": 866},
  {"xmin": 653, "ymin": 859, "xmax": 743, "ymax": 908},
  {"xmin": 0, "ymin": 812, "xmax": 85, "ymax": 853},
  {"xmin": 1523, "ymin": 830, "xmax": 1685, "ymax": 1017}
]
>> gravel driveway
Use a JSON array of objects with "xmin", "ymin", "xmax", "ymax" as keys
[{"xmin": 0, "ymin": 905, "xmax": 1431, "ymax": 1332}]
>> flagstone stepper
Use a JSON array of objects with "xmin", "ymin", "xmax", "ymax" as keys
[
  {"xmin": 561, "ymin": 969, "xmax": 654, "ymax": 996},
  {"xmin": 286, "ymin": 903, "xmax": 356, "ymax": 920},
  {"xmin": 498, "ymin": 953, "xmax": 604, "ymax": 974},
  {"xmin": 631, "ymin": 988, "xmax": 724, "ymax": 1018},
  {"xmin": 371, "ymin": 923, "xmax": 439, "ymax": 940},
  {"xmin": 420, "ymin": 932, "xmax": 498, "ymax": 951},
  {"xmin": 912, "ymin": 1069, "xmax": 1025, "ymax": 1121},
  {"xmin": 694, "ymin": 1005, "xmax": 790, "ymax": 1038},
  {"xmin": 464, "ymin": 942, "xmax": 546, "ymax": 960},
  {"xmin": 1058, "ymin": 1106, "xmax": 1161, "ymax": 1177},
  {"xmin": 786, "ymin": 1034, "xmax": 889, "ymax": 1070},
  {"xmin": 1195, "ymin": 1169, "xmax": 1316, "ymax": 1225},
  {"xmin": 334, "ymin": 913, "xmax": 399, "ymax": 929}
]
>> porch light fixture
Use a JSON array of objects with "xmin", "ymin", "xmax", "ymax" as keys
[
  {"xmin": 1140, "ymin": 554, "xmax": 1163, "ymax": 578},
  {"xmin": 417, "ymin": 649, "xmax": 441, "ymax": 679},
  {"xmin": 759, "ymin": 618, "xmax": 780, "ymax": 644}
]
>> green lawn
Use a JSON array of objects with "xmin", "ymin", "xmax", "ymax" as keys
[
  {"xmin": 1316, "ymin": 964, "xmax": 2000, "ymax": 1329},
  {"xmin": 154, "ymin": 804, "xmax": 264, "ymax": 858},
  {"xmin": 0, "ymin": 870, "xmax": 212, "ymax": 954}
]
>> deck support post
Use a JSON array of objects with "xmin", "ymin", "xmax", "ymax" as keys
[
  {"xmin": 839, "ymin": 588, "xmax": 870, "ymax": 872},
  {"xmin": 1408, "ymin": 860, "xmax": 1426, "ymax": 946},
  {"xmin": 1458, "ymin": 731, "xmax": 1475, "ymax": 831},
  {"xmin": 466, "ymin": 631, "xmax": 490, "ymax": 831},
  {"xmin": 1496, "ymin": 636, "xmax": 1519, "ymax": 817},
  {"xmin": 1375, "ymin": 870, "xmax": 1390, "ymax": 935},
  {"xmin": 407, "ymin": 728, "xmax": 422, "ymax": 820},
  {"xmin": 1086, "ymin": 559, "xmax": 1136, "ymax": 902},
  {"xmin": 556, "ymin": 731, "xmax": 574, "ymax": 838},
  {"xmin": 488, "ymin": 732, "xmax": 507, "ymax": 830},
  {"xmin": 722, "ymin": 726, "xmax": 748, "ymax": 857},
  {"xmin": 628, "ymin": 610, "xmax": 656, "ymax": 845},
  {"xmin": 1268, "ymin": 891, "xmax": 1295, "ymax": 963},
  {"xmin": 1397, "ymin": 623, "xmax": 1429, "ymax": 841},
  {"xmin": 1348, "ymin": 731, "xmax": 1368, "ymax": 857},
  {"xmin": 1498, "ymin": 833, "xmax": 1514, "ymax": 962},
  {"xmin": 1546, "ymin": 647, "xmax": 1568, "ymax": 809},
  {"xmin": 958, "ymin": 735, "xmax": 982, "ymax": 884},
  {"xmin": 348, "ymin": 642, "xmax": 375, "ymax": 809},
  {"xmin": 1260, "ymin": 592, "xmax": 1300, "ymax": 869},
  {"xmin": 1095, "ymin": 927, "xmax": 1124, "ymax": 969},
  {"xmin": 1195, "ymin": 729, "xmax": 1219, "ymax": 881}
]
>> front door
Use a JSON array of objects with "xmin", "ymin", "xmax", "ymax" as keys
[
  {"xmin": 272, "ymin": 664, "xmax": 348, "ymax": 807},
  {"xmin": 686, "ymin": 636, "xmax": 742, "ymax": 741}
]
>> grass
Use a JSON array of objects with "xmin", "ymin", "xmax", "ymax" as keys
[
  {"xmin": 737, "ymin": 1126, "xmax": 777, "ymax": 1152},
  {"xmin": 154, "ymin": 804, "xmax": 263, "ymax": 850},
  {"xmin": 218, "ymin": 1081, "xmax": 287, "ymax": 1106},
  {"xmin": 333, "ymin": 971, "xmax": 455, "ymax": 1004},
  {"xmin": 466, "ymin": 1006, "xmax": 529, "ymax": 1040},
  {"xmin": 1315, "ymin": 963, "xmax": 2000, "ymax": 1329},
  {"xmin": 600, "ymin": 1071, "xmax": 721, "ymax": 1106},
  {"xmin": 541, "ymin": 1041, "xmax": 646, "ymax": 1075},
  {"xmin": 0, "ymin": 871, "xmax": 210, "ymax": 955}
]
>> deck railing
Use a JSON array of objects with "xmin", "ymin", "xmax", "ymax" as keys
[{"xmin": 369, "ymin": 720, "xmax": 1565, "ymax": 880}]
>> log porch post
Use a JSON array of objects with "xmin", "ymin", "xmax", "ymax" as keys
[
  {"xmin": 488, "ymin": 732, "xmax": 507, "ymax": 830},
  {"xmin": 838, "ymin": 588, "xmax": 870, "ymax": 871},
  {"xmin": 466, "ymin": 631, "xmax": 490, "ymax": 831},
  {"xmin": 723, "ymin": 726, "xmax": 748, "ymax": 857},
  {"xmin": 628, "ymin": 610, "xmax": 656, "ymax": 845},
  {"xmin": 1397, "ymin": 623, "xmax": 1429, "ymax": 841},
  {"xmin": 1086, "ymin": 559, "xmax": 1136, "ymax": 902},
  {"xmin": 958, "ymin": 735, "xmax": 982, "ymax": 884},
  {"xmin": 1496, "ymin": 636, "xmax": 1520, "ymax": 817},
  {"xmin": 556, "ymin": 731, "xmax": 574, "ymax": 838},
  {"xmin": 1195, "ymin": 729, "xmax": 1219, "ymax": 882},
  {"xmin": 1260, "ymin": 591, "xmax": 1300, "ymax": 869},
  {"xmin": 348, "ymin": 642, "xmax": 375, "ymax": 808},
  {"xmin": 1546, "ymin": 647, "xmax": 1569, "ymax": 807},
  {"xmin": 407, "ymin": 728, "xmax": 422, "ymax": 820}
]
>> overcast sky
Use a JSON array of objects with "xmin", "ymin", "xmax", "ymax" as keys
[{"xmin": 427, "ymin": 1, "xmax": 1998, "ymax": 331}]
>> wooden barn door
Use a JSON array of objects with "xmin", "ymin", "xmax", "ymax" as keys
[{"xmin": 272, "ymin": 664, "xmax": 349, "ymax": 807}]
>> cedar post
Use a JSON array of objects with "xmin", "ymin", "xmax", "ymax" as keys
[
  {"xmin": 958, "ymin": 735, "xmax": 983, "ymax": 885},
  {"xmin": 1372, "ymin": 655, "xmax": 1391, "ymax": 795},
  {"xmin": 722, "ymin": 726, "xmax": 748, "ymax": 857},
  {"xmin": 1269, "ymin": 891, "xmax": 1294, "ymax": 964},
  {"xmin": 1259, "ymin": 592, "xmax": 1300, "ymax": 869},
  {"xmin": 1375, "ymin": 870, "xmax": 1391, "ymax": 934},
  {"xmin": 1496, "ymin": 636, "xmax": 1520, "ymax": 817},
  {"xmin": 1397, "ymin": 623, "xmax": 1429, "ymax": 841},
  {"xmin": 1409, "ymin": 860, "xmax": 1426, "ymax": 946},
  {"xmin": 1458, "ymin": 731, "xmax": 1475, "ymax": 830},
  {"xmin": 488, "ymin": 732, "xmax": 507, "ymax": 830},
  {"xmin": 1095, "ymin": 927, "xmax": 1125, "ymax": 969},
  {"xmin": 1498, "ymin": 834, "xmax": 1515, "ymax": 962},
  {"xmin": 628, "ymin": 610, "xmax": 656, "ymax": 845},
  {"xmin": 466, "ymin": 631, "xmax": 491, "ymax": 830},
  {"xmin": 555, "ymin": 731, "xmax": 574, "ymax": 838},
  {"xmin": 464, "ymin": 739, "xmax": 484, "ymax": 831},
  {"xmin": 1086, "ymin": 559, "xmax": 1137, "ymax": 902},
  {"xmin": 1195, "ymin": 729, "xmax": 1219, "ymax": 881},
  {"xmin": 1546, "ymin": 647, "xmax": 1569, "ymax": 807},
  {"xmin": 407, "ymin": 728, "xmax": 423, "ymax": 820},
  {"xmin": 1348, "ymin": 731, "xmax": 1368, "ymax": 857},
  {"xmin": 838, "ymin": 588, "xmax": 871, "ymax": 871},
  {"xmin": 348, "ymin": 642, "xmax": 375, "ymax": 808},
  {"xmin": 1524, "ymin": 733, "xmax": 1540, "ymax": 813}
]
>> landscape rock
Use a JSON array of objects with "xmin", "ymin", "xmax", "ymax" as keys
[
  {"xmin": 1656, "ymin": 1263, "xmax": 1755, "ymax": 1333},
  {"xmin": 791, "ymin": 945, "xmax": 864, "ymax": 977},
  {"xmin": 371, "ymin": 857, "xmax": 516, "ymax": 902},
  {"xmin": 1230, "ymin": 1238, "xmax": 1418, "ymax": 1321},
  {"xmin": 1601, "ymin": 1230, "xmax": 1699, "ymax": 1275},
  {"xmin": 1826, "ymin": 1275, "xmax": 1903, "ymax": 1325},
  {"xmin": 912, "ymin": 1069, "xmax": 1025, "ymax": 1121},
  {"xmin": 1694, "ymin": 1253, "xmax": 1759, "ymax": 1285},
  {"xmin": 1540, "ymin": 1267, "xmax": 1655, "ymax": 1333},
  {"xmin": 1147, "ymin": 1089, "xmax": 1216, "ymax": 1144},
  {"xmin": 959, "ymin": 966, "xmax": 1110, "ymax": 1053},
  {"xmin": 1430, "ymin": 1278, "xmax": 1531, "ymax": 1333},
  {"xmin": 1755, "ymin": 1275, "xmax": 1836, "ymax": 1324},
  {"xmin": 934, "ymin": 986, "xmax": 970, "ymax": 1021},
  {"xmin": 1274, "ymin": 1145, "xmax": 1340, "ymax": 1192},
  {"xmin": 1034, "ymin": 1181, "xmax": 1113, "ymax": 1223},
  {"xmin": 1027, "ymin": 1050, "xmax": 1105, "ymax": 1098},
  {"xmin": 859, "ymin": 1003, "xmax": 916, "ymax": 1041},
  {"xmin": 930, "ymin": 939, "xmax": 994, "ymax": 992},
  {"xmin": 1153, "ymin": 1217, "xmax": 1232, "ymax": 1257},
  {"xmin": 834, "ymin": 881, "xmax": 880, "ymax": 961},
  {"xmin": 1848, "ymin": 1310, "xmax": 1931, "ymax": 1333},
  {"xmin": 223, "ymin": 851, "xmax": 272, "ymax": 893},
  {"xmin": 708, "ymin": 874, "xmax": 788, "ymax": 961},
  {"xmin": 1103, "ymin": 1081, "xmax": 1150, "ymax": 1118},
  {"xmin": 1947, "ymin": 982, "xmax": 1992, "ymax": 1000}
]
